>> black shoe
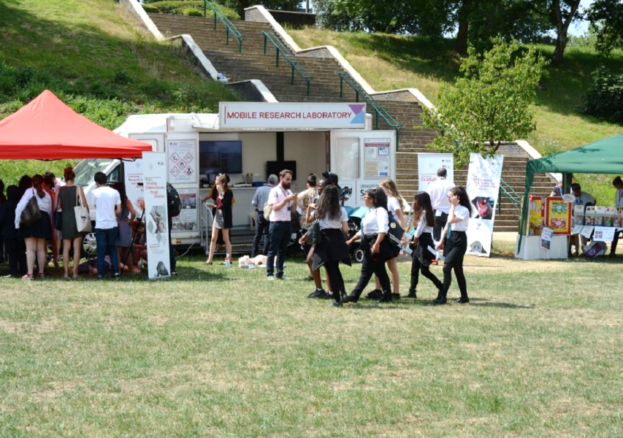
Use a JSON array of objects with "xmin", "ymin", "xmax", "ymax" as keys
[
  {"xmin": 378, "ymin": 291, "xmax": 393, "ymax": 303},
  {"xmin": 366, "ymin": 289, "xmax": 383, "ymax": 300},
  {"xmin": 453, "ymin": 297, "xmax": 470, "ymax": 303},
  {"xmin": 342, "ymin": 295, "xmax": 359, "ymax": 303},
  {"xmin": 433, "ymin": 297, "xmax": 447, "ymax": 305},
  {"xmin": 403, "ymin": 290, "xmax": 417, "ymax": 299},
  {"xmin": 330, "ymin": 300, "xmax": 343, "ymax": 307},
  {"xmin": 307, "ymin": 289, "xmax": 328, "ymax": 299},
  {"xmin": 391, "ymin": 293, "xmax": 401, "ymax": 301}
]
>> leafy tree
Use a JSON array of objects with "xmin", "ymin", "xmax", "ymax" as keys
[
  {"xmin": 550, "ymin": 0, "xmax": 582, "ymax": 63},
  {"xmin": 587, "ymin": 0, "xmax": 623, "ymax": 57},
  {"xmin": 423, "ymin": 38, "xmax": 547, "ymax": 165}
]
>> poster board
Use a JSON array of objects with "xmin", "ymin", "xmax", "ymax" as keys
[
  {"xmin": 417, "ymin": 153, "xmax": 454, "ymax": 192},
  {"xmin": 545, "ymin": 197, "xmax": 572, "ymax": 235},
  {"xmin": 167, "ymin": 138, "xmax": 197, "ymax": 185},
  {"xmin": 172, "ymin": 188, "xmax": 198, "ymax": 233},
  {"xmin": 363, "ymin": 138, "xmax": 391, "ymax": 179},
  {"xmin": 528, "ymin": 195, "xmax": 545, "ymax": 236},
  {"xmin": 124, "ymin": 159, "xmax": 145, "ymax": 217}
]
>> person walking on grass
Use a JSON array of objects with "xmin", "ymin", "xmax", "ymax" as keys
[
  {"xmin": 92, "ymin": 172, "xmax": 121, "ymax": 279},
  {"xmin": 426, "ymin": 167, "xmax": 455, "ymax": 243},
  {"xmin": 405, "ymin": 191, "xmax": 443, "ymax": 299},
  {"xmin": 266, "ymin": 169, "xmax": 297, "ymax": 280},
  {"xmin": 56, "ymin": 166, "xmax": 89, "ymax": 279},
  {"xmin": 204, "ymin": 174, "xmax": 234, "ymax": 266},
  {"xmin": 434, "ymin": 186, "xmax": 472, "ymax": 304}
]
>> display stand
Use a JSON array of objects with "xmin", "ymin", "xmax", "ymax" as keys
[{"xmin": 515, "ymin": 235, "xmax": 568, "ymax": 260}]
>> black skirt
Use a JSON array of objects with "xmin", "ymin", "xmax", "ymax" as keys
[
  {"xmin": 413, "ymin": 232, "xmax": 435, "ymax": 268},
  {"xmin": 360, "ymin": 233, "xmax": 397, "ymax": 261},
  {"xmin": 22, "ymin": 211, "xmax": 53, "ymax": 240},
  {"xmin": 444, "ymin": 230, "xmax": 467, "ymax": 265},
  {"xmin": 312, "ymin": 228, "xmax": 351, "ymax": 270}
]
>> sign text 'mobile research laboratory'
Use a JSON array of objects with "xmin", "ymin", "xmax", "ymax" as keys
[{"xmin": 219, "ymin": 102, "xmax": 367, "ymax": 130}]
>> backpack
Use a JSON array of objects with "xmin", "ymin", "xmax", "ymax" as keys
[{"xmin": 167, "ymin": 183, "xmax": 181, "ymax": 218}]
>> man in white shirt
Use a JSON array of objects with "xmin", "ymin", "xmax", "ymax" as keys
[
  {"xmin": 251, "ymin": 174, "xmax": 278, "ymax": 257},
  {"xmin": 571, "ymin": 183, "xmax": 596, "ymax": 207},
  {"xmin": 92, "ymin": 172, "xmax": 121, "ymax": 279},
  {"xmin": 266, "ymin": 169, "xmax": 297, "ymax": 280},
  {"xmin": 426, "ymin": 168, "xmax": 455, "ymax": 241},
  {"xmin": 609, "ymin": 176, "xmax": 623, "ymax": 257}
]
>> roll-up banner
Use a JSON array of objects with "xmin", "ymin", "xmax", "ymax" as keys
[
  {"xmin": 417, "ymin": 153, "xmax": 454, "ymax": 191},
  {"xmin": 143, "ymin": 152, "xmax": 171, "ymax": 279},
  {"xmin": 466, "ymin": 153, "xmax": 504, "ymax": 257}
]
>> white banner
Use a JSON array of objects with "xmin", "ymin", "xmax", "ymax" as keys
[
  {"xmin": 466, "ymin": 153, "xmax": 504, "ymax": 257},
  {"xmin": 167, "ymin": 138, "xmax": 197, "ymax": 185},
  {"xmin": 417, "ymin": 153, "xmax": 454, "ymax": 191},
  {"xmin": 219, "ymin": 102, "xmax": 366, "ymax": 129},
  {"xmin": 143, "ymin": 152, "xmax": 171, "ymax": 279},
  {"xmin": 124, "ymin": 159, "xmax": 145, "ymax": 218}
]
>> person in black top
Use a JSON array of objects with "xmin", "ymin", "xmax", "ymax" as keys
[
  {"xmin": 0, "ymin": 186, "xmax": 27, "ymax": 277},
  {"xmin": 204, "ymin": 174, "xmax": 234, "ymax": 265}
]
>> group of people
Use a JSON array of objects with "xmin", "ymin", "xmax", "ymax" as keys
[
  {"xmin": 200, "ymin": 166, "xmax": 471, "ymax": 306},
  {"xmin": 0, "ymin": 168, "xmax": 152, "ymax": 280}
]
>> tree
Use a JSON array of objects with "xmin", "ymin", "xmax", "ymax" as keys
[
  {"xmin": 587, "ymin": 0, "xmax": 623, "ymax": 57},
  {"xmin": 423, "ymin": 38, "xmax": 547, "ymax": 165},
  {"xmin": 551, "ymin": 0, "xmax": 582, "ymax": 63}
]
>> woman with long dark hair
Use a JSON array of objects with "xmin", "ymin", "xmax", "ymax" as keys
[
  {"xmin": 405, "ymin": 191, "xmax": 443, "ymax": 298},
  {"xmin": 343, "ymin": 187, "xmax": 393, "ymax": 303},
  {"xmin": 434, "ymin": 186, "xmax": 472, "ymax": 304},
  {"xmin": 309, "ymin": 184, "xmax": 351, "ymax": 307},
  {"xmin": 205, "ymin": 174, "xmax": 233, "ymax": 265}
]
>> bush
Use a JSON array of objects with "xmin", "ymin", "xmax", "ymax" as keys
[
  {"xmin": 141, "ymin": 1, "xmax": 239, "ymax": 20},
  {"xmin": 584, "ymin": 66, "xmax": 623, "ymax": 123}
]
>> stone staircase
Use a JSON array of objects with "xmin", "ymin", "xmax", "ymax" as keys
[{"xmin": 148, "ymin": 12, "xmax": 554, "ymax": 231}]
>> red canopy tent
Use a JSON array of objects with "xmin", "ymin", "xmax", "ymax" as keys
[{"xmin": 0, "ymin": 90, "xmax": 152, "ymax": 159}]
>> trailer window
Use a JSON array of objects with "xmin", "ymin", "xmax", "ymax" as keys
[
  {"xmin": 74, "ymin": 159, "xmax": 115, "ymax": 187},
  {"xmin": 334, "ymin": 138, "xmax": 360, "ymax": 179}
]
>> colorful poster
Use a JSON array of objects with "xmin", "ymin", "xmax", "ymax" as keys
[
  {"xmin": 528, "ymin": 196, "xmax": 545, "ymax": 235},
  {"xmin": 417, "ymin": 153, "xmax": 454, "ymax": 192},
  {"xmin": 167, "ymin": 139, "xmax": 197, "ymax": 185},
  {"xmin": 465, "ymin": 153, "xmax": 504, "ymax": 257},
  {"xmin": 541, "ymin": 227, "xmax": 554, "ymax": 250},
  {"xmin": 143, "ymin": 152, "xmax": 171, "ymax": 280},
  {"xmin": 364, "ymin": 138, "xmax": 391, "ymax": 179},
  {"xmin": 545, "ymin": 197, "xmax": 572, "ymax": 235},
  {"xmin": 172, "ymin": 188, "xmax": 198, "ymax": 233}
]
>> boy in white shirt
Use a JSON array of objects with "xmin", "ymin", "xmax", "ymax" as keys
[{"xmin": 92, "ymin": 172, "xmax": 121, "ymax": 278}]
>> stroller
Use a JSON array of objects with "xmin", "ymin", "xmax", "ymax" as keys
[{"xmin": 345, "ymin": 206, "xmax": 369, "ymax": 263}]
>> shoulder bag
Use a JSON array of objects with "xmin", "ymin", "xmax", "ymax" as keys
[
  {"xmin": 387, "ymin": 211, "xmax": 405, "ymax": 254},
  {"xmin": 20, "ymin": 189, "xmax": 41, "ymax": 226},
  {"xmin": 74, "ymin": 187, "xmax": 92, "ymax": 233}
]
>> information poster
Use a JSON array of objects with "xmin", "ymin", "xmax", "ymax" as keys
[
  {"xmin": 143, "ymin": 152, "xmax": 171, "ymax": 280},
  {"xmin": 466, "ymin": 153, "xmax": 504, "ymax": 257},
  {"xmin": 357, "ymin": 181, "xmax": 380, "ymax": 203},
  {"xmin": 172, "ymin": 188, "xmax": 198, "ymax": 233},
  {"xmin": 124, "ymin": 159, "xmax": 145, "ymax": 217},
  {"xmin": 417, "ymin": 153, "xmax": 454, "ymax": 191},
  {"xmin": 545, "ymin": 197, "xmax": 572, "ymax": 235},
  {"xmin": 167, "ymin": 139, "xmax": 197, "ymax": 185},
  {"xmin": 593, "ymin": 227, "xmax": 615, "ymax": 242},
  {"xmin": 364, "ymin": 138, "xmax": 391, "ymax": 179},
  {"xmin": 541, "ymin": 227, "xmax": 554, "ymax": 250},
  {"xmin": 528, "ymin": 195, "xmax": 545, "ymax": 235}
]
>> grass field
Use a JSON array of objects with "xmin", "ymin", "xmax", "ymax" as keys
[{"xmin": 1, "ymin": 246, "xmax": 622, "ymax": 436}]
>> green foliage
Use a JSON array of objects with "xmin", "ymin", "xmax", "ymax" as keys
[
  {"xmin": 587, "ymin": 0, "xmax": 623, "ymax": 57},
  {"xmin": 584, "ymin": 66, "xmax": 623, "ymax": 123},
  {"xmin": 142, "ymin": 0, "xmax": 240, "ymax": 19},
  {"xmin": 423, "ymin": 37, "xmax": 548, "ymax": 165}
]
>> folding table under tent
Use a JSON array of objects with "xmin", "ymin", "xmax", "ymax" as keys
[
  {"xmin": 0, "ymin": 90, "xmax": 152, "ymax": 159},
  {"xmin": 517, "ymin": 133, "xmax": 623, "ymax": 257}
]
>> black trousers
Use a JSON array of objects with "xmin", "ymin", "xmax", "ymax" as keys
[
  {"xmin": 349, "ymin": 249, "xmax": 391, "ymax": 300},
  {"xmin": 410, "ymin": 251, "xmax": 443, "ymax": 293},
  {"xmin": 168, "ymin": 216, "xmax": 176, "ymax": 273},
  {"xmin": 324, "ymin": 260, "xmax": 345, "ymax": 302},
  {"xmin": 251, "ymin": 211, "xmax": 270, "ymax": 257},
  {"xmin": 440, "ymin": 231, "xmax": 468, "ymax": 299},
  {"xmin": 4, "ymin": 238, "xmax": 27, "ymax": 277},
  {"xmin": 433, "ymin": 211, "xmax": 448, "ymax": 242}
]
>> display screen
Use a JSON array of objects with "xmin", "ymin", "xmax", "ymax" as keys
[{"xmin": 199, "ymin": 141, "xmax": 242, "ymax": 176}]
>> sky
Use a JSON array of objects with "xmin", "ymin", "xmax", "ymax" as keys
[{"xmin": 569, "ymin": 0, "xmax": 593, "ymax": 36}]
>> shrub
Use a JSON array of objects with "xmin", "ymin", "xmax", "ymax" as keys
[
  {"xmin": 141, "ymin": 1, "xmax": 239, "ymax": 19},
  {"xmin": 584, "ymin": 66, "xmax": 623, "ymax": 123}
]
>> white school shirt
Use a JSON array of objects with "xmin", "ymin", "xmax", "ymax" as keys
[
  {"xmin": 92, "ymin": 186, "xmax": 121, "ymax": 230},
  {"xmin": 360, "ymin": 207, "xmax": 389, "ymax": 237},
  {"xmin": 14, "ymin": 189, "xmax": 52, "ymax": 229},
  {"xmin": 314, "ymin": 207, "xmax": 348, "ymax": 230},
  {"xmin": 449, "ymin": 205, "xmax": 470, "ymax": 232},
  {"xmin": 427, "ymin": 177, "xmax": 455, "ymax": 214},
  {"xmin": 387, "ymin": 195, "xmax": 402, "ymax": 217},
  {"xmin": 268, "ymin": 184, "xmax": 293, "ymax": 222},
  {"xmin": 414, "ymin": 211, "xmax": 434, "ymax": 238}
]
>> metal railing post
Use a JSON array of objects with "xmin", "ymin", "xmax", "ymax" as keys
[
  {"xmin": 291, "ymin": 67, "xmax": 295, "ymax": 85},
  {"xmin": 226, "ymin": 27, "xmax": 229, "ymax": 46},
  {"xmin": 213, "ymin": 13, "xmax": 217, "ymax": 30},
  {"xmin": 275, "ymin": 50, "xmax": 279, "ymax": 67},
  {"xmin": 340, "ymin": 77, "xmax": 343, "ymax": 98},
  {"xmin": 307, "ymin": 80, "xmax": 310, "ymax": 97},
  {"xmin": 263, "ymin": 35, "xmax": 267, "ymax": 54}
]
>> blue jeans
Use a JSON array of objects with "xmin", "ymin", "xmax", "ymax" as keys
[
  {"xmin": 96, "ymin": 227, "xmax": 119, "ymax": 277},
  {"xmin": 267, "ymin": 221, "xmax": 291, "ymax": 277}
]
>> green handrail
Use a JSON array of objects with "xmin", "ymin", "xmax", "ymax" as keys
[
  {"xmin": 497, "ymin": 177, "xmax": 521, "ymax": 214},
  {"xmin": 338, "ymin": 71, "xmax": 401, "ymax": 146},
  {"xmin": 262, "ymin": 31, "xmax": 312, "ymax": 97},
  {"xmin": 202, "ymin": 0, "xmax": 244, "ymax": 53}
]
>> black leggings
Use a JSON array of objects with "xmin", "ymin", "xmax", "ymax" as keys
[
  {"xmin": 324, "ymin": 260, "xmax": 345, "ymax": 302},
  {"xmin": 349, "ymin": 250, "xmax": 391, "ymax": 300},
  {"xmin": 410, "ymin": 252, "xmax": 442, "ymax": 293},
  {"xmin": 441, "ymin": 232, "xmax": 468, "ymax": 300}
]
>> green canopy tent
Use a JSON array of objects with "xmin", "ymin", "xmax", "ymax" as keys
[{"xmin": 518, "ymin": 133, "xmax": 623, "ymax": 253}]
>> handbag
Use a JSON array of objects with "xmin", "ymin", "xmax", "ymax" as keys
[
  {"xmin": 20, "ymin": 189, "xmax": 41, "ymax": 226},
  {"xmin": 74, "ymin": 187, "xmax": 92, "ymax": 233},
  {"xmin": 54, "ymin": 209, "xmax": 63, "ymax": 231},
  {"xmin": 387, "ymin": 211, "xmax": 405, "ymax": 254},
  {"xmin": 262, "ymin": 201, "xmax": 272, "ymax": 218}
]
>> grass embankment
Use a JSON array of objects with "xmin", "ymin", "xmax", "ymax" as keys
[
  {"xmin": 288, "ymin": 29, "xmax": 623, "ymax": 201},
  {"xmin": 0, "ymin": 254, "xmax": 621, "ymax": 436},
  {"xmin": 0, "ymin": 0, "xmax": 238, "ymax": 184}
]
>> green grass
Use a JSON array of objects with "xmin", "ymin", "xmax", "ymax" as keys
[
  {"xmin": 288, "ymin": 29, "xmax": 623, "ymax": 203},
  {"xmin": 0, "ymin": 252, "xmax": 622, "ymax": 436},
  {"xmin": 0, "ymin": 0, "xmax": 239, "ymax": 185}
]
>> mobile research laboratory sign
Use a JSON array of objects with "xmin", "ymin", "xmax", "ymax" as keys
[{"xmin": 219, "ymin": 102, "xmax": 367, "ymax": 129}]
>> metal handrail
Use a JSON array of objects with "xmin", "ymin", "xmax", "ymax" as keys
[
  {"xmin": 198, "ymin": 196, "xmax": 214, "ymax": 255},
  {"xmin": 497, "ymin": 178, "xmax": 521, "ymax": 214},
  {"xmin": 338, "ymin": 71, "xmax": 401, "ymax": 145},
  {"xmin": 262, "ymin": 31, "xmax": 312, "ymax": 96},
  {"xmin": 202, "ymin": 0, "xmax": 244, "ymax": 52}
]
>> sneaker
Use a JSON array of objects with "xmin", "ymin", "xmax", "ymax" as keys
[
  {"xmin": 329, "ymin": 300, "xmax": 343, "ymax": 307},
  {"xmin": 366, "ymin": 289, "xmax": 383, "ymax": 300},
  {"xmin": 113, "ymin": 273, "xmax": 120, "ymax": 280},
  {"xmin": 392, "ymin": 293, "xmax": 401, "ymax": 301},
  {"xmin": 36, "ymin": 273, "xmax": 45, "ymax": 279},
  {"xmin": 267, "ymin": 275, "xmax": 275, "ymax": 280},
  {"xmin": 276, "ymin": 275, "xmax": 287, "ymax": 280},
  {"xmin": 307, "ymin": 289, "xmax": 328, "ymax": 299},
  {"xmin": 22, "ymin": 274, "xmax": 33, "ymax": 280},
  {"xmin": 3, "ymin": 274, "xmax": 12, "ymax": 278}
]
